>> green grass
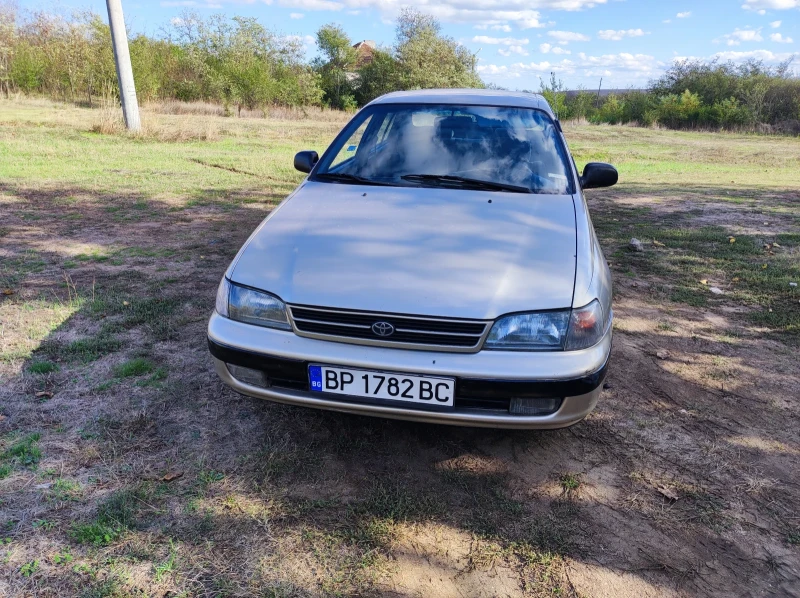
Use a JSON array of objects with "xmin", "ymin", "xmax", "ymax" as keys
[
  {"xmin": 113, "ymin": 358, "xmax": 155, "ymax": 379},
  {"xmin": 71, "ymin": 487, "xmax": 147, "ymax": 546},
  {"xmin": 559, "ymin": 473, "xmax": 581, "ymax": 492},
  {"xmin": 20, "ymin": 559, "xmax": 40, "ymax": 577},
  {"xmin": 47, "ymin": 478, "xmax": 83, "ymax": 502},
  {"xmin": 70, "ymin": 521, "xmax": 122, "ymax": 546},
  {"xmin": 28, "ymin": 360, "xmax": 60, "ymax": 374},
  {"xmin": 46, "ymin": 334, "xmax": 122, "ymax": 363},
  {"xmin": 1, "ymin": 433, "xmax": 42, "ymax": 468}
]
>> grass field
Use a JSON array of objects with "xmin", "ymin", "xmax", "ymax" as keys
[{"xmin": 1, "ymin": 98, "xmax": 799, "ymax": 598}]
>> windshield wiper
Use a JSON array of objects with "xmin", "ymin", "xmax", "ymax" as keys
[
  {"xmin": 314, "ymin": 172, "xmax": 392, "ymax": 186},
  {"xmin": 401, "ymin": 174, "xmax": 531, "ymax": 194}
]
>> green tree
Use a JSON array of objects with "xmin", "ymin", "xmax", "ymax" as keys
[
  {"xmin": 353, "ymin": 47, "xmax": 397, "ymax": 105},
  {"xmin": 393, "ymin": 8, "xmax": 481, "ymax": 91},
  {"xmin": 312, "ymin": 24, "xmax": 357, "ymax": 109}
]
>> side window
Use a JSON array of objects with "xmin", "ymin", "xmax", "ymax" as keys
[
  {"xmin": 375, "ymin": 114, "xmax": 396, "ymax": 145},
  {"xmin": 330, "ymin": 116, "xmax": 372, "ymax": 170}
]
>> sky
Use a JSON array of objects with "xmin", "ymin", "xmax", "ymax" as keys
[{"xmin": 17, "ymin": 0, "xmax": 800, "ymax": 89}]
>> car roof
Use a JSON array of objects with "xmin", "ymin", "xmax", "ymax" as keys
[{"xmin": 366, "ymin": 89, "xmax": 554, "ymax": 116}]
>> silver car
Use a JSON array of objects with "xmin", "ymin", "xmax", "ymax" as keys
[{"xmin": 208, "ymin": 89, "xmax": 617, "ymax": 429}]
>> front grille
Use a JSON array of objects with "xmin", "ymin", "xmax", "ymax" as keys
[{"xmin": 288, "ymin": 305, "xmax": 489, "ymax": 351}]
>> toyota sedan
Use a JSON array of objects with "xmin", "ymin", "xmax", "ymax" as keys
[{"xmin": 208, "ymin": 89, "xmax": 617, "ymax": 429}]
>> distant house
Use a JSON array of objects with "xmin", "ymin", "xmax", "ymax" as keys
[
  {"xmin": 352, "ymin": 40, "xmax": 376, "ymax": 68},
  {"xmin": 346, "ymin": 41, "xmax": 377, "ymax": 84}
]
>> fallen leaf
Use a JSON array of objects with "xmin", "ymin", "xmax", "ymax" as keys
[
  {"xmin": 653, "ymin": 239, "xmax": 665, "ymax": 247},
  {"xmin": 773, "ymin": 242, "xmax": 781, "ymax": 248},
  {"xmin": 2, "ymin": 289, "xmax": 14, "ymax": 296},
  {"xmin": 657, "ymin": 485, "xmax": 680, "ymax": 501},
  {"xmin": 699, "ymin": 279, "xmax": 708, "ymax": 285},
  {"xmin": 762, "ymin": 264, "xmax": 768, "ymax": 269},
  {"xmin": 732, "ymin": 277, "xmax": 739, "ymax": 282},
  {"xmin": 161, "ymin": 471, "xmax": 184, "ymax": 482},
  {"xmin": 123, "ymin": 300, "xmax": 129, "ymax": 306},
  {"xmin": 35, "ymin": 391, "xmax": 53, "ymax": 399},
  {"xmin": 728, "ymin": 237, "xmax": 735, "ymax": 244}
]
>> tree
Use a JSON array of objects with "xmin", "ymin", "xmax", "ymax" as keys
[
  {"xmin": 393, "ymin": 8, "xmax": 481, "ymax": 91},
  {"xmin": 353, "ymin": 47, "xmax": 397, "ymax": 105},
  {"xmin": 313, "ymin": 24, "xmax": 357, "ymax": 109}
]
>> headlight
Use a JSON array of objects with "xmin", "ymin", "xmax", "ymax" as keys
[
  {"xmin": 485, "ymin": 300, "xmax": 607, "ymax": 351},
  {"xmin": 564, "ymin": 300, "xmax": 606, "ymax": 351},
  {"xmin": 217, "ymin": 278, "xmax": 291, "ymax": 330},
  {"xmin": 485, "ymin": 311, "xmax": 570, "ymax": 350}
]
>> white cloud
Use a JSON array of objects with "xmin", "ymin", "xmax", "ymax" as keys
[
  {"xmin": 539, "ymin": 42, "xmax": 571, "ymax": 54},
  {"xmin": 278, "ymin": 0, "xmax": 342, "ymax": 10},
  {"xmin": 285, "ymin": 34, "xmax": 316, "ymax": 46},
  {"xmin": 719, "ymin": 27, "xmax": 764, "ymax": 45},
  {"xmin": 161, "ymin": 0, "xmax": 222, "ymax": 7},
  {"xmin": 742, "ymin": 0, "xmax": 799, "ymax": 10},
  {"xmin": 498, "ymin": 45, "xmax": 530, "ymax": 56},
  {"xmin": 255, "ymin": 0, "xmax": 611, "ymax": 30},
  {"xmin": 770, "ymin": 32, "xmax": 794, "ymax": 42},
  {"xmin": 472, "ymin": 35, "xmax": 530, "ymax": 45},
  {"xmin": 478, "ymin": 51, "xmax": 658, "ymax": 81},
  {"xmin": 597, "ymin": 28, "xmax": 646, "ymax": 41},
  {"xmin": 663, "ymin": 19, "xmax": 671, "ymax": 23},
  {"xmin": 676, "ymin": 11, "xmax": 691, "ymax": 17},
  {"xmin": 201, "ymin": 0, "xmax": 605, "ymax": 31},
  {"xmin": 547, "ymin": 30, "xmax": 591, "ymax": 45},
  {"xmin": 290, "ymin": 12, "xmax": 304, "ymax": 18},
  {"xmin": 712, "ymin": 49, "xmax": 796, "ymax": 63},
  {"xmin": 770, "ymin": 20, "xmax": 782, "ymax": 27},
  {"xmin": 479, "ymin": 23, "xmax": 514, "ymax": 31}
]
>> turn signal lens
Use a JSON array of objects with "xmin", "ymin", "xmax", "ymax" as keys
[
  {"xmin": 215, "ymin": 277, "xmax": 231, "ymax": 317},
  {"xmin": 564, "ymin": 300, "xmax": 606, "ymax": 351}
]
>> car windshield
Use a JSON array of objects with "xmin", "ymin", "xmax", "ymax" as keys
[{"xmin": 312, "ymin": 103, "xmax": 574, "ymax": 195}]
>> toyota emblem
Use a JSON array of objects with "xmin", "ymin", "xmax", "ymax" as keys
[{"xmin": 371, "ymin": 321, "xmax": 395, "ymax": 337}]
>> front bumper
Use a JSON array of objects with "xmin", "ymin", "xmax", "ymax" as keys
[{"xmin": 207, "ymin": 312, "xmax": 610, "ymax": 429}]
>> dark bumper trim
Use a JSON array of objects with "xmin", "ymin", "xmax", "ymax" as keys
[{"xmin": 208, "ymin": 338, "xmax": 608, "ymax": 400}]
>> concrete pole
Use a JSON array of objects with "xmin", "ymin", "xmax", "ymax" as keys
[{"xmin": 105, "ymin": 0, "xmax": 141, "ymax": 131}]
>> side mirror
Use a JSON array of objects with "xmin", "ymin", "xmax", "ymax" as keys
[
  {"xmin": 581, "ymin": 162, "xmax": 618, "ymax": 190},
  {"xmin": 294, "ymin": 150, "xmax": 319, "ymax": 174}
]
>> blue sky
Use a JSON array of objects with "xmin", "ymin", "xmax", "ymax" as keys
[{"xmin": 18, "ymin": 0, "xmax": 799, "ymax": 89}]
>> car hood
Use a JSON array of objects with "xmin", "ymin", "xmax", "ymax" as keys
[{"xmin": 230, "ymin": 182, "xmax": 577, "ymax": 320}]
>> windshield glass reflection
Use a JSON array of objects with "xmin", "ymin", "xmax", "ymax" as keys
[{"xmin": 314, "ymin": 104, "xmax": 574, "ymax": 195}]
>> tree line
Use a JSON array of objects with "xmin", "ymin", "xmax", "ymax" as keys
[
  {"xmin": 541, "ymin": 60, "xmax": 800, "ymax": 133},
  {"xmin": 0, "ymin": 6, "xmax": 479, "ymax": 111},
  {"xmin": 0, "ymin": 4, "xmax": 797, "ymax": 132}
]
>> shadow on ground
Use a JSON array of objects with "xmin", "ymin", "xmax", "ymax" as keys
[{"xmin": 1, "ymin": 181, "xmax": 798, "ymax": 597}]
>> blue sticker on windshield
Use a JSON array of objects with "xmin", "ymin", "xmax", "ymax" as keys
[
  {"xmin": 309, "ymin": 365, "xmax": 323, "ymax": 392},
  {"xmin": 347, "ymin": 145, "xmax": 357, "ymax": 151}
]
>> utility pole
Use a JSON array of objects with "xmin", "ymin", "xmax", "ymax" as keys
[
  {"xmin": 596, "ymin": 77, "xmax": 603, "ymax": 109},
  {"xmin": 105, "ymin": 0, "xmax": 140, "ymax": 131}
]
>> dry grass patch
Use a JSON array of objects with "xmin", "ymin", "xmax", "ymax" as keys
[{"xmin": 1, "ymin": 99, "xmax": 799, "ymax": 597}]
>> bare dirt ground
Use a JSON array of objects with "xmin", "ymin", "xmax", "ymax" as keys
[{"xmin": 1, "ymin": 103, "xmax": 798, "ymax": 597}]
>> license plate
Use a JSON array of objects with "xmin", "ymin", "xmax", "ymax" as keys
[{"xmin": 309, "ymin": 365, "xmax": 455, "ymax": 407}]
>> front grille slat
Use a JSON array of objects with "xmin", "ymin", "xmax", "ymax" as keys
[{"xmin": 289, "ymin": 305, "xmax": 488, "ymax": 351}]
